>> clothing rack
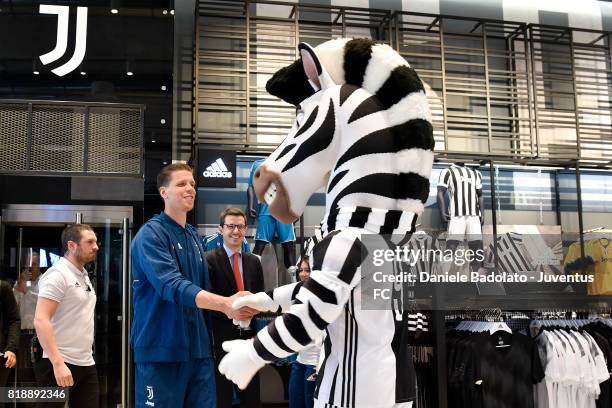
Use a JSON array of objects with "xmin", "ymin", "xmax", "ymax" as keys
[
  {"xmin": 411, "ymin": 345, "xmax": 436, "ymax": 408},
  {"xmin": 530, "ymin": 317, "xmax": 612, "ymax": 407},
  {"xmin": 583, "ymin": 230, "xmax": 612, "ymax": 240},
  {"xmin": 531, "ymin": 317, "xmax": 612, "ymax": 327},
  {"xmin": 445, "ymin": 308, "xmax": 531, "ymax": 323},
  {"xmin": 432, "ymin": 307, "xmax": 612, "ymax": 408},
  {"xmin": 445, "ymin": 308, "xmax": 504, "ymax": 322},
  {"xmin": 583, "ymin": 227, "xmax": 612, "ymax": 234},
  {"xmin": 584, "ymin": 227, "xmax": 607, "ymax": 233}
]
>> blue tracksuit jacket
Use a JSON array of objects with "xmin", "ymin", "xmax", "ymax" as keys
[{"xmin": 130, "ymin": 212, "xmax": 214, "ymax": 362}]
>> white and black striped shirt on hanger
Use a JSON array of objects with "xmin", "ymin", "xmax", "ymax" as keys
[
  {"xmin": 485, "ymin": 232, "xmax": 532, "ymax": 273},
  {"xmin": 438, "ymin": 164, "xmax": 483, "ymax": 217}
]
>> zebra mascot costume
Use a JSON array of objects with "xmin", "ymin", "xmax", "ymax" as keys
[{"xmin": 219, "ymin": 38, "xmax": 434, "ymax": 408}]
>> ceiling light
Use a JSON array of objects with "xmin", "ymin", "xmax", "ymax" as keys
[
  {"xmin": 170, "ymin": 9, "xmax": 174, "ymax": 15},
  {"xmin": 126, "ymin": 71, "xmax": 133, "ymax": 76},
  {"xmin": 162, "ymin": 9, "xmax": 168, "ymax": 15},
  {"xmin": 33, "ymin": 70, "xmax": 40, "ymax": 75},
  {"xmin": 161, "ymin": 85, "xmax": 167, "ymax": 91},
  {"xmin": 80, "ymin": 71, "xmax": 86, "ymax": 75},
  {"xmin": 110, "ymin": 0, "xmax": 121, "ymax": 15},
  {"xmin": 160, "ymin": 118, "xmax": 166, "ymax": 125},
  {"xmin": 163, "ymin": 161, "xmax": 168, "ymax": 165},
  {"xmin": 152, "ymin": 140, "xmax": 156, "ymax": 143}
]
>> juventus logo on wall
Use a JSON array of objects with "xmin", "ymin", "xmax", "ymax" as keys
[{"xmin": 39, "ymin": 5, "xmax": 88, "ymax": 77}]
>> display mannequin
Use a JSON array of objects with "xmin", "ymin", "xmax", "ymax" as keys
[
  {"xmin": 437, "ymin": 162, "xmax": 484, "ymax": 270},
  {"xmin": 248, "ymin": 159, "xmax": 296, "ymax": 276}
]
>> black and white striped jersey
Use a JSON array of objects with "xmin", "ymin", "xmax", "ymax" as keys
[
  {"xmin": 438, "ymin": 165, "xmax": 483, "ymax": 217},
  {"xmin": 405, "ymin": 232, "xmax": 439, "ymax": 299},
  {"xmin": 407, "ymin": 312, "xmax": 429, "ymax": 333},
  {"xmin": 485, "ymin": 232, "xmax": 532, "ymax": 273},
  {"xmin": 304, "ymin": 227, "xmax": 323, "ymax": 258},
  {"xmin": 252, "ymin": 209, "xmax": 418, "ymax": 408},
  {"xmin": 406, "ymin": 232, "xmax": 439, "ymax": 276},
  {"xmin": 485, "ymin": 232, "xmax": 562, "ymax": 275}
]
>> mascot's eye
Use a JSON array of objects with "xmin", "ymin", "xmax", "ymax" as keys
[{"xmin": 296, "ymin": 110, "xmax": 305, "ymax": 126}]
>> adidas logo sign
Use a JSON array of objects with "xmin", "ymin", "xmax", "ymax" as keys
[{"xmin": 203, "ymin": 158, "xmax": 232, "ymax": 178}]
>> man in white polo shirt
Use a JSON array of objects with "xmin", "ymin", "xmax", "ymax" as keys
[{"xmin": 34, "ymin": 224, "xmax": 99, "ymax": 408}]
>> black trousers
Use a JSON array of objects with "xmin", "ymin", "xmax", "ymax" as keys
[
  {"xmin": 17, "ymin": 332, "xmax": 37, "ymax": 383},
  {"xmin": 214, "ymin": 330, "xmax": 261, "ymax": 408},
  {"xmin": 0, "ymin": 363, "xmax": 12, "ymax": 408},
  {"xmin": 14, "ymin": 331, "xmax": 38, "ymax": 408},
  {"xmin": 34, "ymin": 359, "xmax": 98, "ymax": 408}
]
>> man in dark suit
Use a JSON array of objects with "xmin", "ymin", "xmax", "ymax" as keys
[{"xmin": 206, "ymin": 208, "xmax": 264, "ymax": 408}]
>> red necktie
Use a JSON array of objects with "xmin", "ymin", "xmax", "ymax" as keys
[{"xmin": 232, "ymin": 252, "xmax": 244, "ymax": 292}]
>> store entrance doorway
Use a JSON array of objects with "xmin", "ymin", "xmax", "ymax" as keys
[{"xmin": 0, "ymin": 204, "xmax": 133, "ymax": 408}]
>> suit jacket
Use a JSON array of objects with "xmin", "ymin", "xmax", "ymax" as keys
[
  {"xmin": 206, "ymin": 246, "xmax": 264, "ymax": 347},
  {"xmin": 0, "ymin": 280, "xmax": 20, "ymax": 353}
]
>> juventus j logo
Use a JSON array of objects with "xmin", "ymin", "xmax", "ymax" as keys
[
  {"xmin": 145, "ymin": 386, "xmax": 155, "ymax": 407},
  {"xmin": 38, "ymin": 5, "xmax": 88, "ymax": 77}
]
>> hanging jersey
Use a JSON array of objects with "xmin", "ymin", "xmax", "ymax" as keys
[
  {"xmin": 564, "ymin": 241, "xmax": 584, "ymax": 271},
  {"xmin": 486, "ymin": 233, "xmax": 532, "ymax": 273},
  {"xmin": 406, "ymin": 232, "xmax": 437, "ymax": 276},
  {"xmin": 248, "ymin": 159, "xmax": 270, "ymax": 217},
  {"xmin": 304, "ymin": 228, "xmax": 323, "ymax": 258},
  {"xmin": 589, "ymin": 238, "xmax": 612, "ymax": 295},
  {"xmin": 407, "ymin": 312, "xmax": 429, "ymax": 334},
  {"xmin": 535, "ymin": 326, "xmax": 610, "ymax": 408},
  {"xmin": 565, "ymin": 238, "xmax": 612, "ymax": 295},
  {"xmin": 403, "ymin": 232, "xmax": 439, "ymax": 299},
  {"xmin": 486, "ymin": 232, "xmax": 564, "ymax": 275},
  {"xmin": 438, "ymin": 165, "xmax": 483, "ymax": 217},
  {"xmin": 201, "ymin": 232, "xmax": 250, "ymax": 253}
]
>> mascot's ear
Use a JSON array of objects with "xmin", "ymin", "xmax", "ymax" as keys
[
  {"xmin": 299, "ymin": 42, "xmax": 336, "ymax": 91},
  {"xmin": 265, "ymin": 42, "xmax": 336, "ymax": 106},
  {"xmin": 265, "ymin": 59, "xmax": 315, "ymax": 107}
]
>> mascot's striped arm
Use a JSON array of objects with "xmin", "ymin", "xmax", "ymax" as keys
[{"xmin": 252, "ymin": 229, "xmax": 366, "ymax": 361}]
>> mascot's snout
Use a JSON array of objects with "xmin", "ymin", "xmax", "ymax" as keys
[{"xmin": 253, "ymin": 163, "xmax": 298, "ymax": 224}]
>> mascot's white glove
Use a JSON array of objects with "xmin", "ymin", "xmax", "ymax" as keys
[
  {"xmin": 232, "ymin": 291, "xmax": 280, "ymax": 313},
  {"xmin": 232, "ymin": 283, "xmax": 301, "ymax": 313},
  {"xmin": 218, "ymin": 339, "xmax": 266, "ymax": 389}
]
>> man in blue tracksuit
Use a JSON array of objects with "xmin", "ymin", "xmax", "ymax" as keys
[{"xmin": 131, "ymin": 163, "xmax": 256, "ymax": 407}]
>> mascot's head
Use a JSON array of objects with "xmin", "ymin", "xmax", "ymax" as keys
[{"xmin": 253, "ymin": 38, "xmax": 434, "ymax": 228}]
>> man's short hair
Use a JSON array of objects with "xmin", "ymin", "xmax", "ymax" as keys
[
  {"xmin": 219, "ymin": 208, "xmax": 247, "ymax": 226},
  {"xmin": 61, "ymin": 224, "xmax": 94, "ymax": 254},
  {"xmin": 156, "ymin": 163, "xmax": 193, "ymax": 191}
]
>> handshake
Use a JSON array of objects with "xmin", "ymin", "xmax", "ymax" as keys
[
  {"xmin": 216, "ymin": 290, "xmax": 287, "ymax": 389},
  {"xmin": 213, "ymin": 285, "xmax": 298, "ymax": 389},
  {"xmin": 223, "ymin": 291, "xmax": 282, "ymax": 328}
]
